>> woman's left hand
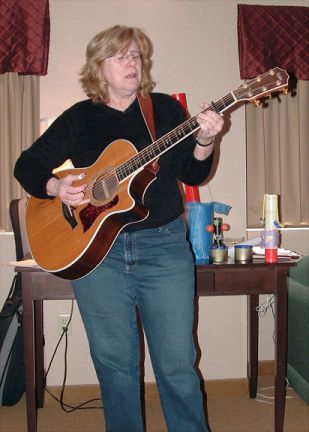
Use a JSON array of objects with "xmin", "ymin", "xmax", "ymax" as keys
[{"xmin": 196, "ymin": 102, "xmax": 224, "ymax": 144}]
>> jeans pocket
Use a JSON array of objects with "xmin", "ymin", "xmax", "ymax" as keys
[{"xmin": 161, "ymin": 217, "xmax": 187, "ymax": 237}]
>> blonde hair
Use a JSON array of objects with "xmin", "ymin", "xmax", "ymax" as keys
[{"xmin": 79, "ymin": 25, "xmax": 156, "ymax": 103}]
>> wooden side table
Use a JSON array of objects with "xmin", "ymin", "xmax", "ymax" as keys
[{"xmin": 17, "ymin": 258, "xmax": 294, "ymax": 432}]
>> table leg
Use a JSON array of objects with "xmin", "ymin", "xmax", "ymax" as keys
[
  {"xmin": 274, "ymin": 267, "xmax": 288, "ymax": 432},
  {"xmin": 34, "ymin": 300, "xmax": 44, "ymax": 408},
  {"xmin": 22, "ymin": 272, "xmax": 37, "ymax": 432},
  {"xmin": 247, "ymin": 294, "xmax": 259, "ymax": 398}
]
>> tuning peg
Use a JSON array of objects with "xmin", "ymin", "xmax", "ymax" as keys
[{"xmin": 251, "ymin": 99, "xmax": 260, "ymax": 107}]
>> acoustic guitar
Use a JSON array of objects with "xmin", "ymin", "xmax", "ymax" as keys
[{"xmin": 25, "ymin": 67, "xmax": 289, "ymax": 280}]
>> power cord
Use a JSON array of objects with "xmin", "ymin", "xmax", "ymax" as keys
[
  {"xmin": 256, "ymin": 378, "xmax": 294, "ymax": 404},
  {"xmin": 255, "ymin": 297, "xmax": 294, "ymax": 404},
  {"xmin": 44, "ymin": 300, "xmax": 102, "ymax": 412},
  {"xmin": 256, "ymin": 295, "xmax": 275, "ymax": 318}
]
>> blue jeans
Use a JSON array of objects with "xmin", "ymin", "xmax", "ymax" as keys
[{"xmin": 73, "ymin": 217, "xmax": 208, "ymax": 432}]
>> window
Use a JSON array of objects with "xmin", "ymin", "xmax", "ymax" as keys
[{"xmin": 246, "ymin": 80, "xmax": 309, "ymax": 228}]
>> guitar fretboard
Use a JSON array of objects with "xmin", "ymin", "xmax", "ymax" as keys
[{"xmin": 116, "ymin": 92, "xmax": 236, "ymax": 182}]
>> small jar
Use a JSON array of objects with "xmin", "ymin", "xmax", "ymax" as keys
[
  {"xmin": 209, "ymin": 246, "xmax": 228, "ymax": 264},
  {"xmin": 234, "ymin": 244, "xmax": 253, "ymax": 263}
]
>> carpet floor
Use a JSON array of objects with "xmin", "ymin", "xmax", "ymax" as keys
[{"xmin": 1, "ymin": 375, "xmax": 308, "ymax": 432}]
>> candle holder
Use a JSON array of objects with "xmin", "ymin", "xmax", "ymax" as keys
[{"xmin": 207, "ymin": 218, "xmax": 230, "ymax": 264}]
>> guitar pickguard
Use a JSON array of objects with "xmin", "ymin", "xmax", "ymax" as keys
[{"xmin": 79, "ymin": 195, "xmax": 119, "ymax": 232}]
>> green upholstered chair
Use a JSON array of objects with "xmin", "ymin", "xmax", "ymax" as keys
[{"xmin": 287, "ymin": 255, "xmax": 309, "ymax": 404}]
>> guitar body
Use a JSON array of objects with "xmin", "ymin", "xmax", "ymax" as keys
[{"xmin": 26, "ymin": 139, "xmax": 157, "ymax": 280}]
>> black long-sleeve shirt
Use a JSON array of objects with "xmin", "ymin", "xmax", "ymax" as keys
[{"xmin": 14, "ymin": 93, "xmax": 213, "ymax": 231}]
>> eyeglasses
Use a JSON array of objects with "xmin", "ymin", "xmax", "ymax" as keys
[{"xmin": 112, "ymin": 52, "xmax": 142, "ymax": 63}]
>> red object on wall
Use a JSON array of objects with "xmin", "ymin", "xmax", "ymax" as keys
[
  {"xmin": 171, "ymin": 93, "xmax": 189, "ymax": 115},
  {"xmin": 171, "ymin": 93, "xmax": 200, "ymax": 202},
  {"xmin": 184, "ymin": 185, "xmax": 200, "ymax": 202}
]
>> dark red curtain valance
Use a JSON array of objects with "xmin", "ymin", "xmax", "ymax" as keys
[
  {"xmin": 0, "ymin": 0, "xmax": 50, "ymax": 75},
  {"xmin": 238, "ymin": 4, "xmax": 309, "ymax": 80}
]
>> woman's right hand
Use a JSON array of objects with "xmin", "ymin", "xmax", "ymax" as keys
[{"xmin": 46, "ymin": 173, "xmax": 90, "ymax": 207}]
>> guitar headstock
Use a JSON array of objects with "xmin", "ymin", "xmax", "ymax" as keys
[{"xmin": 234, "ymin": 67, "xmax": 289, "ymax": 105}]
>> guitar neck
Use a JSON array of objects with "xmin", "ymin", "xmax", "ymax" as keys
[
  {"xmin": 116, "ymin": 91, "xmax": 236, "ymax": 182},
  {"xmin": 116, "ymin": 67, "xmax": 289, "ymax": 182}
]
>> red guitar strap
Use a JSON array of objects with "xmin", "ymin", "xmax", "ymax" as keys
[{"xmin": 137, "ymin": 92, "xmax": 156, "ymax": 141}]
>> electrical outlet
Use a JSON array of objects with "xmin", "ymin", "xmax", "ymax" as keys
[{"xmin": 58, "ymin": 314, "xmax": 72, "ymax": 336}]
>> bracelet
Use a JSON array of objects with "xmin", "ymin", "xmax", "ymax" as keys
[{"xmin": 196, "ymin": 137, "xmax": 214, "ymax": 147}]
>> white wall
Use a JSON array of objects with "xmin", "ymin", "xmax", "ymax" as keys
[
  {"xmin": 0, "ymin": 234, "xmax": 16, "ymax": 307},
  {"xmin": 1, "ymin": 0, "xmax": 308, "ymax": 386}
]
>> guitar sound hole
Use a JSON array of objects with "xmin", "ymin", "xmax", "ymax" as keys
[{"xmin": 92, "ymin": 171, "xmax": 118, "ymax": 203}]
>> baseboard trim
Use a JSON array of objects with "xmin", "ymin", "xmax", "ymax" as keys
[{"xmin": 45, "ymin": 360, "xmax": 275, "ymax": 405}]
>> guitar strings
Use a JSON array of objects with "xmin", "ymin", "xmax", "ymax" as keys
[{"xmin": 116, "ymin": 110, "xmax": 206, "ymax": 180}]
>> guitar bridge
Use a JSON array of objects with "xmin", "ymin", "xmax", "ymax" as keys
[{"xmin": 62, "ymin": 204, "xmax": 78, "ymax": 229}]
